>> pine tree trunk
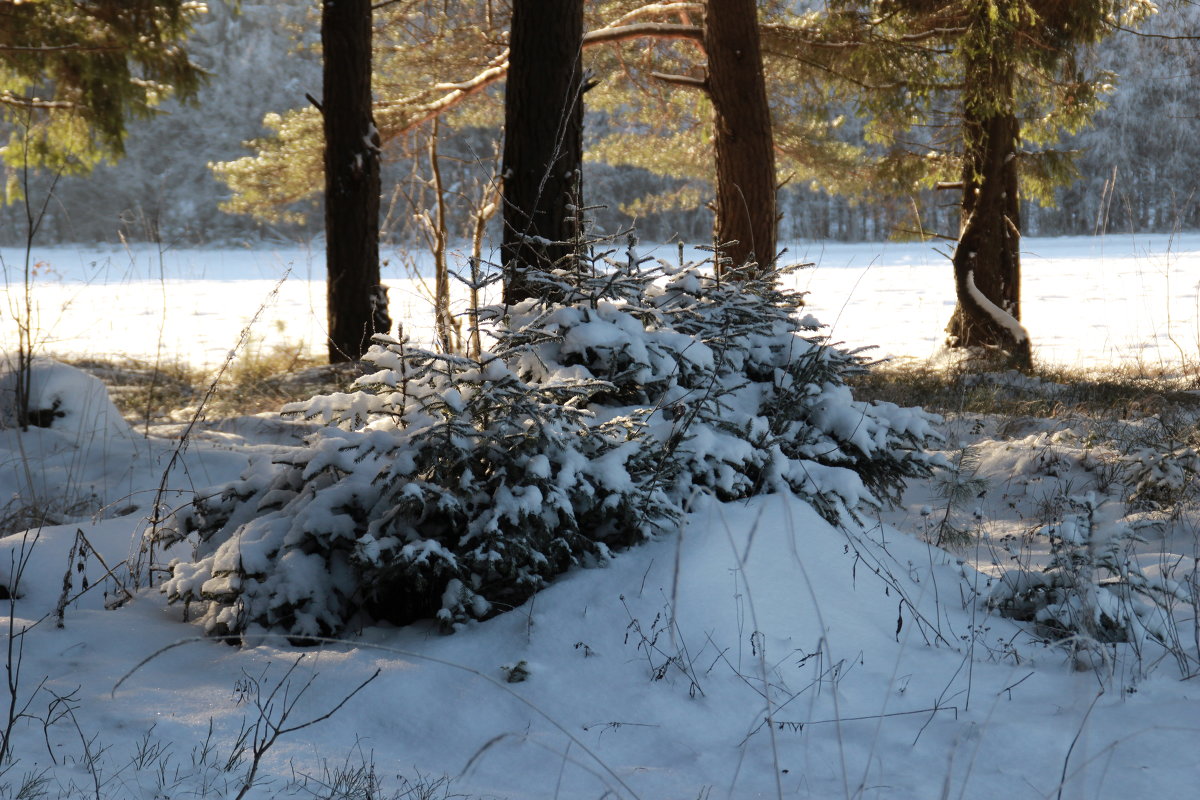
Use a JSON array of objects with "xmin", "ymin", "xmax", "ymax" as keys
[
  {"xmin": 323, "ymin": 0, "xmax": 388, "ymax": 363},
  {"xmin": 705, "ymin": 0, "xmax": 776, "ymax": 276},
  {"xmin": 945, "ymin": 41, "xmax": 1030, "ymax": 370},
  {"xmin": 501, "ymin": 0, "xmax": 584, "ymax": 304}
]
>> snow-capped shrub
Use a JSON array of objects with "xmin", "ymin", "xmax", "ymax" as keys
[
  {"xmin": 156, "ymin": 330, "xmax": 676, "ymax": 638},
  {"xmin": 988, "ymin": 493, "xmax": 1189, "ymax": 657},
  {"xmin": 647, "ymin": 260, "xmax": 939, "ymax": 520},
  {"xmin": 1121, "ymin": 445, "xmax": 1200, "ymax": 511},
  {"xmin": 154, "ymin": 235, "xmax": 939, "ymax": 639},
  {"xmin": 507, "ymin": 245, "xmax": 940, "ymax": 521}
]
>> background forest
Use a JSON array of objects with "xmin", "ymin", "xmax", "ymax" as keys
[{"xmin": 3, "ymin": 0, "xmax": 1198, "ymax": 247}]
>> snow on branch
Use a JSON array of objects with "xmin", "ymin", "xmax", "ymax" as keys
[
  {"xmin": 650, "ymin": 71, "xmax": 707, "ymax": 89},
  {"xmin": 965, "ymin": 270, "xmax": 1028, "ymax": 344},
  {"xmin": 601, "ymin": 2, "xmax": 704, "ymax": 29},
  {"xmin": 0, "ymin": 91, "xmax": 74, "ymax": 110},
  {"xmin": 584, "ymin": 23, "xmax": 704, "ymax": 47},
  {"xmin": 380, "ymin": 51, "xmax": 510, "ymax": 136}
]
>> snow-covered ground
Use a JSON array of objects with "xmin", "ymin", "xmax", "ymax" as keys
[
  {"xmin": 4, "ymin": 231, "xmax": 1200, "ymax": 370},
  {"xmin": 1, "ymin": 234, "xmax": 1199, "ymax": 799}
]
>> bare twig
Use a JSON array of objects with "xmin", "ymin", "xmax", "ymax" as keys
[
  {"xmin": 113, "ymin": 636, "xmax": 644, "ymax": 800},
  {"xmin": 234, "ymin": 657, "xmax": 381, "ymax": 800}
]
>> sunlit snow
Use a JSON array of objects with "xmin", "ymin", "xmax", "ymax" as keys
[
  {"xmin": 3, "ymin": 231, "xmax": 1199, "ymax": 370},
  {"xmin": 0, "ymin": 233, "xmax": 1198, "ymax": 800}
]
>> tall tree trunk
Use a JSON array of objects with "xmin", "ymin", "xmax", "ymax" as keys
[
  {"xmin": 323, "ymin": 0, "xmax": 388, "ymax": 362},
  {"xmin": 945, "ymin": 12, "xmax": 1030, "ymax": 370},
  {"xmin": 501, "ymin": 0, "xmax": 584, "ymax": 304},
  {"xmin": 705, "ymin": 0, "xmax": 776, "ymax": 276}
]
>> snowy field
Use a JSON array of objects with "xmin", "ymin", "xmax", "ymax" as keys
[
  {"xmin": 1, "ymin": 233, "xmax": 1199, "ymax": 800},
  {"xmin": 3, "ymin": 231, "xmax": 1200, "ymax": 370}
]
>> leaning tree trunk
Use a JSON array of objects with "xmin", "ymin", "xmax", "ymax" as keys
[
  {"xmin": 705, "ymin": 0, "xmax": 777, "ymax": 276},
  {"xmin": 500, "ymin": 0, "xmax": 585, "ymax": 304},
  {"xmin": 945, "ymin": 21, "xmax": 1030, "ymax": 370},
  {"xmin": 323, "ymin": 0, "xmax": 389, "ymax": 362}
]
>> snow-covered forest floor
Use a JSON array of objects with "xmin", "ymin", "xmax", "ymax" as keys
[{"xmin": 1, "ymin": 233, "xmax": 1199, "ymax": 799}]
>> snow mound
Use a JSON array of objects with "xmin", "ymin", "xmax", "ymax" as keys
[
  {"xmin": 0, "ymin": 358, "xmax": 153, "ymax": 533},
  {"xmin": 0, "ymin": 356, "xmax": 134, "ymax": 442}
]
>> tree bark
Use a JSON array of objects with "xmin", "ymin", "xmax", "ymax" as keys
[
  {"xmin": 705, "ymin": 0, "xmax": 777, "ymax": 276},
  {"xmin": 945, "ymin": 36, "xmax": 1030, "ymax": 369},
  {"xmin": 500, "ymin": 0, "xmax": 585, "ymax": 304},
  {"xmin": 323, "ymin": 0, "xmax": 388, "ymax": 363}
]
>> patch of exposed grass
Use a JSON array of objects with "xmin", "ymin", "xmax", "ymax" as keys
[
  {"xmin": 71, "ymin": 346, "xmax": 1200, "ymax": 430},
  {"xmin": 66, "ymin": 356, "xmax": 204, "ymax": 424},
  {"xmin": 0, "ymin": 493, "xmax": 103, "ymax": 537},
  {"xmin": 851, "ymin": 358, "xmax": 1200, "ymax": 420},
  {"xmin": 204, "ymin": 336, "xmax": 326, "ymax": 416},
  {"xmin": 65, "ymin": 338, "xmax": 357, "ymax": 424}
]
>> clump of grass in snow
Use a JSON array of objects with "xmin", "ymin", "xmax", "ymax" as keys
[
  {"xmin": 850, "ymin": 360, "xmax": 1200, "ymax": 420},
  {"xmin": 0, "ymin": 493, "xmax": 100, "ymax": 538},
  {"xmin": 206, "ymin": 333, "xmax": 325, "ymax": 416},
  {"xmin": 64, "ymin": 356, "xmax": 202, "ymax": 422},
  {"xmin": 858, "ymin": 358, "xmax": 1200, "ymax": 678},
  {"xmin": 64, "ymin": 337, "xmax": 338, "ymax": 423}
]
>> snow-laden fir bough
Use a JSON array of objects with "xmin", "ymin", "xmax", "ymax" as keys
[{"xmin": 152, "ymin": 239, "xmax": 941, "ymax": 639}]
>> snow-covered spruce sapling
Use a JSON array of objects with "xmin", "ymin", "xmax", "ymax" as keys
[
  {"xmin": 154, "ymin": 233, "xmax": 939, "ymax": 639},
  {"xmin": 1121, "ymin": 444, "xmax": 1200, "ymax": 513},
  {"xmin": 509, "ymin": 242, "xmax": 942, "ymax": 523},
  {"xmin": 925, "ymin": 436, "xmax": 988, "ymax": 548},
  {"xmin": 988, "ymin": 493, "xmax": 1191, "ymax": 669},
  {"xmin": 155, "ymin": 331, "xmax": 674, "ymax": 638}
]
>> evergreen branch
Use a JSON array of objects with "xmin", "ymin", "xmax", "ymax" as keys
[
  {"xmin": 600, "ymin": 2, "xmax": 704, "ymax": 29},
  {"xmin": 761, "ymin": 23, "xmax": 965, "ymax": 50},
  {"xmin": 584, "ymin": 23, "xmax": 704, "ymax": 47},
  {"xmin": 428, "ymin": 50, "xmax": 511, "ymax": 92},
  {"xmin": 896, "ymin": 26, "xmax": 967, "ymax": 42},
  {"xmin": 0, "ymin": 91, "xmax": 74, "ymax": 110},
  {"xmin": 650, "ymin": 71, "xmax": 707, "ymax": 90},
  {"xmin": 893, "ymin": 226, "xmax": 958, "ymax": 242},
  {"xmin": 1105, "ymin": 22, "xmax": 1200, "ymax": 41},
  {"xmin": 762, "ymin": 51, "xmax": 905, "ymax": 92},
  {"xmin": 0, "ymin": 44, "xmax": 122, "ymax": 53},
  {"xmin": 380, "ymin": 52, "xmax": 509, "ymax": 136},
  {"xmin": 378, "ymin": 18, "xmax": 707, "ymax": 139}
]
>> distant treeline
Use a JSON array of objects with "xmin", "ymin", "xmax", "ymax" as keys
[{"xmin": 2, "ymin": 1, "xmax": 1197, "ymax": 247}]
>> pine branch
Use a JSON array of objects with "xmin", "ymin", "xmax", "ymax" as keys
[
  {"xmin": 0, "ymin": 44, "xmax": 121, "ymax": 53},
  {"xmin": 601, "ymin": 2, "xmax": 704, "ymax": 28},
  {"xmin": 760, "ymin": 22, "xmax": 965, "ymax": 50},
  {"xmin": 1106, "ymin": 22, "xmax": 1200, "ymax": 40},
  {"xmin": 380, "ymin": 20, "xmax": 706, "ymax": 139},
  {"xmin": 584, "ymin": 22, "xmax": 703, "ymax": 47},
  {"xmin": 0, "ymin": 92, "xmax": 74, "ymax": 110},
  {"xmin": 650, "ymin": 71, "xmax": 707, "ymax": 90},
  {"xmin": 380, "ymin": 52, "xmax": 510, "ymax": 137}
]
